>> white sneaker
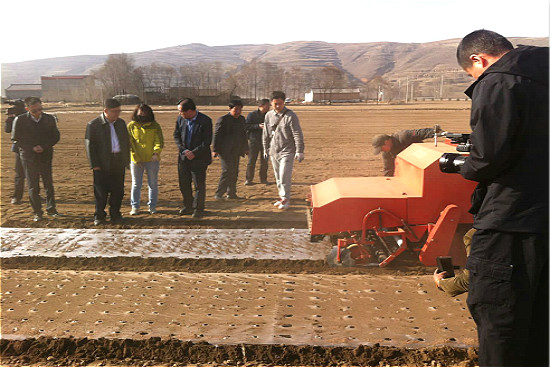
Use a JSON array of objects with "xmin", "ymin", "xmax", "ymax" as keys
[
  {"xmin": 129, "ymin": 208, "xmax": 139, "ymax": 215},
  {"xmin": 273, "ymin": 199, "xmax": 283, "ymax": 207},
  {"xmin": 278, "ymin": 200, "xmax": 290, "ymax": 210}
]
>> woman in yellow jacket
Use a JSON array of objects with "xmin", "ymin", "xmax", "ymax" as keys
[{"xmin": 128, "ymin": 104, "xmax": 164, "ymax": 214}]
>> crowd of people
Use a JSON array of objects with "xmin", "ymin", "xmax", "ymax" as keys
[{"xmin": 7, "ymin": 91, "xmax": 305, "ymax": 223}]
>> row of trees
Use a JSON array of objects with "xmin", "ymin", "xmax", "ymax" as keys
[
  {"xmin": 92, "ymin": 54, "xmax": 351, "ymax": 102},
  {"xmin": 92, "ymin": 53, "xmax": 470, "ymax": 103}
]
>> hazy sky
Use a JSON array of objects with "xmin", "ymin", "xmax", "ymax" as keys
[{"xmin": 2, "ymin": 0, "xmax": 548, "ymax": 63}]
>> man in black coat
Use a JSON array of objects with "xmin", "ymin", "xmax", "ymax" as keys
[
  {"xmin": 212, "ymin": 99, "xmax": 248, "ymax": 200},
  {"xmin": 11, "ymin": 97, "xmax": 60, "ymax": 221},
  {"xmin": 372, "ymin": 127, "xmax": 441, "ymax": 176},
  {"xmin": 85, "ymin": 98, "xmax": 130, "ymax": 225},
  {"xmin": 244, "ymin": 99, "xmax": 270, "ymax": 185},
  {"xmin": 4, "ymin": 99, "xmax": 27, "ymax": 204},
  {"xmin": 173, "ymin": 98, "xmax": 213, "ymax": 218},
  {"xmin": 454, "ymin": 30, "xmax": 549, "ymax": 367}
]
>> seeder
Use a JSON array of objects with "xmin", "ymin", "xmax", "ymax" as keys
[{"xmin": 307, "ymin": 137, "xmax": 476, "ymax": 267}]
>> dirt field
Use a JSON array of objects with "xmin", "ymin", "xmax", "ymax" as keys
[{"xmin": 0, "ymin": 102, "xmax": 477, "ymax": 367}]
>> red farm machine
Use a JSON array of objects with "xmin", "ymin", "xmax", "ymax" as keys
[{"xmin": 307, "ymin": 137, "xmax": 476, "ymax": 267}]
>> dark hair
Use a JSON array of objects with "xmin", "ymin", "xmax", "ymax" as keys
[
  {"xmin": 228, "ymin": 99, "xmax": 243, "ymax": 109},
  {"xmin": 456, "ymin": 29, "xmax": 514, "ymax": 70},
  {"xmin": 104, "ymin": 98, "xmax": 121, "ymax": 109},
  {"xmin": 132, "ymin": 103, "xmax": 155, "ymax": 122},
  {"xmin": 178, "ymin": 98, "xmax": 196, "ymax": 111},
  {"xmin": 24, "ymin": 96, "xmax": 41, "ymax": 106},
  {"xmin": 258, "ymin": 98, "xmax": 270, "ymax": 106},
  {"xmin": 271, "ymin": 91, "xmax": 286, "ymax": 101}
]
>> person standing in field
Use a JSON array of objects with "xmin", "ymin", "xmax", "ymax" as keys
[
  {"xmin": 127, "ymin": 104, "xmax": 164, "ymax": 215},
  {"xmin": 262, "ymin": 91, "xmax": 304, "ymax": 210},
  {"xmin": 173, "ymin": 98, "xmax": 213, "ymax": 218},
  {"xmin": 85, "ymin": 98, "xmax": 130, "ymax": 225},
  {"xmin": 11, "ymin": 97, "xmax": 60, "ymax": 222},
  {"xmin": 212, "ymin": 99, "xmax": 248, "ymax": 200},
  {"xmin": 454, "ymin": 30, "xmax": 548, "ymax": 367},
  {"xmin": 244, "ymin": 98, "xmax": 270, "ymax": 185},
  {"xmin": 4, "ymin": 99, "xmax": 27, "ymax": 205}
]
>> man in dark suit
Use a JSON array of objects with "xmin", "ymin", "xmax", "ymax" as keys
[
  {"xmin": 173, "ymin": 98, "xmax": 213, "ymax": 218},
  {"xmin": 85, "ymin": 98, "xmax": 130, "ymax": 225},
  {"xmin": 11, "ymin": 97, "xmax": 60, "ymax": 221},
  {"xmin": 212, "ymin": 99, "xmax": 248, "ymax": 200},
  {"xmin": 244, "ymin": 98, "xmax": 270, "ymax": 185}
]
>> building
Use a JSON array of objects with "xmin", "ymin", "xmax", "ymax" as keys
[
  {"xmin": 304, "ymin": 88, "xmax": 361, "ymax": 103},
  {"xmin": 5, "ymin": 84, "xmax": 42, "ymax": 100},
  {"xmin": 41, "ymin": 75, "xmax": 99, "ymax": 103}
]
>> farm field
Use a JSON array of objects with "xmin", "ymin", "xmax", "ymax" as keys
[{"xmin": 1, "ymin": 101, "xmax": 479, "ymax": 366}]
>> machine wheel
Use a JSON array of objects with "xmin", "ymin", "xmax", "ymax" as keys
[{"xmin": 325, "ymin": 246, "xmax": 356, "ymax": 267}]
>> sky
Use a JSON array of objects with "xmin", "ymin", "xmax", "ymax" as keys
[{"xmin": 1, "ymin": 0, "xmax": 548, "ymax": 64}]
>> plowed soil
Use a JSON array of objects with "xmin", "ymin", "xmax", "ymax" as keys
[{"xmin": 1, "ymin": 102, "xmax": 478, "ymax": 367}]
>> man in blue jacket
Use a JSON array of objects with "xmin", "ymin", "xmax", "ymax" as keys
[
  {"xmin": 455, "ymin": 30, "xmax": 548, "ymax": 367},
  {"xmin": 173, "ymin": 98, "xmax": 213, "ymax": 218}
]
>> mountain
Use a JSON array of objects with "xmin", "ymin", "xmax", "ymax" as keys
[{"xmin": 2, "ymin": 38, "xmax": 547, "ymax": 97}]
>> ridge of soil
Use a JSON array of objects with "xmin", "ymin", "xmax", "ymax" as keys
[{"xmin": 0, "ymin": 337, "xmax": 478, "ymax": 367}]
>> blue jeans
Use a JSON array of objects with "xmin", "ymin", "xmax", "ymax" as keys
[{"xmin": 130, "ymin": 161, "xmax": 159, "ymax": 210}]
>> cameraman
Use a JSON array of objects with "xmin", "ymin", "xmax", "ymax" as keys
[
  {"xmin": 4, "ymin": 100, "xmax": 26, "ymax": 204},
  {"xmin": 452, "ymin": 30, "xmax": 548, "ymax": 367}
]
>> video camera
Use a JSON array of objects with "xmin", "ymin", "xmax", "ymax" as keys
[
  {"xmin": 439, "ymin": 133, "xmax": 471, "ymax": 174},
  {"xmin": 6, "ymin": 100, "xmax": 26, "ymax": 117}
]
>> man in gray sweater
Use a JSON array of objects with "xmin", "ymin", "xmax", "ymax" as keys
[{"xmin": 262, "ymin": 91, "xmax": 304, "ymax": 210}]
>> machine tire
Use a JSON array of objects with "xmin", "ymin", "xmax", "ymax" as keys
[{"xmin": 325, "ymin": 246, "xmax": 356, "ymax": 267}]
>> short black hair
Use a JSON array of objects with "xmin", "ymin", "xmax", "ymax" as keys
[
  {"xmin": 178, "ymin": 98, "xmax": 196, "ymax": 111},
  {"xmin": 258, "ymin": 98, "xmax": 270, "ymax": 106},
  {"xmin": 104, "ymin": 98, "xmax": 121, "ymax": 109},
  {"xmin": 24, "ymin": 96, "xmax": 41, "ymax": 106},
  {"xmin": 271, "ymin": 91, "xmax": 286, "ymax": 101},
  {"xmin": 228, "ymin": 99, "xmax": 243, "ymax": 109},
  {"xmin": 456, "ymin": 29, "xmax": 514, "ymax": 70}
]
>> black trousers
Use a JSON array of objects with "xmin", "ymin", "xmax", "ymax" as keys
[
  {"xmin": 466, "ymin": 229, "xmax": 549, "ymax": 367},
  {"xmin": 13, "ymin": 151, "xmax": 25, "ymax": 200},
  {"xmin": 21, "ymin": 157, "xmax": 56, "ymax": 215},
  {"xmin": 178, "ymin": 158, "xmax": 207, "ymax": 211},
  {"xmin": 216, "ymin": 153, "xmax": 240, "ymax": 197},
  {"xmin": 246, "ymin": 140, "xmax": 267, "ymax": 182},
  {"xmin": 93, "ymin": 154, "xmax": 125, "ymax": 220}
]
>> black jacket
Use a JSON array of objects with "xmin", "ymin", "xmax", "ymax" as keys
[
  {"xmin": 212, "ymin": 113, "xmax": 248, "ymax": 156},
  {"xmin": 11, "ymin": 112, "xmax": 60, "ymax": 162},
  {"xmin": 460, "ymin": 46, "xmax": 549, "ymax": 233},
  {"xmin": 85, "ymin": 114, "xmax": 130, "ymax": 170},
  {"xmin": 173, "ymin": 111, "xmax": 213, "ymax": 165},
  {"xmin": 245, "ymin": 109, "xmax": 267, "ymax": 144},
  {"xmin": 382, "ymin": 128, "xmax": 435, "ymax": 176}
]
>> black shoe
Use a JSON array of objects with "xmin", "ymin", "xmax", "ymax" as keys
[
  {"xmin": 226, "ymin": 195, "xmax": 243, "ymax": 200},
  {"xmin": 192, "ymin": 210, "xmax": 204, "ymax": 218},
  {"xmin": 33, "ymin": 214, "xmax": 43, "ymax": 222},
  {"xmin": 110, "ymin": 215, "xmax": 123, "ymax": 223},
  {"xmin": 213, "ymin": 194, "xmax": 224, "ymax": 201},
  {"xmin": 47, "ymin": 210, "xmax": 60, "ymax": 217},
  {"xmin": 244, "ymin": 180, "xmax": 253, "ymax": 186},
  {"xmin": 11, "ymin": 198, "xmax": 22, "ymax": 205},
  {"xmin": 179, "ymin": 208, "xmax": 193, "ymax": 215},
  {"xmin": 261, "ymin": 180, "xmax": 269, "ymax": 185},
  {"xmin": 94, "ymin": 218, "xmax": 105, "ymax": 226}
]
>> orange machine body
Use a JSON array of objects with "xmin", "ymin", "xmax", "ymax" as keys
[{"xmin": 309, "ymin": 142, "xmax": 477, "ymax": 266}]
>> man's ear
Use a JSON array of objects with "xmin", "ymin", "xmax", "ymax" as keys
[{"xmin": 469, "ymin": 54, "xmax": 489, "ymax": 68}]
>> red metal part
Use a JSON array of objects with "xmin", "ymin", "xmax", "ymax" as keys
[{"xmin": 418, "ymin": 204, "xmax": 461, "ymax": 266}]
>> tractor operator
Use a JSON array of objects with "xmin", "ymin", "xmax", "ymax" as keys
[{"xmin": 372, "ymin": 126, "xmax": 442, "ymax": 176}]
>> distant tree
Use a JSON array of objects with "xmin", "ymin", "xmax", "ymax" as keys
[
  {"xmin": 92, "ymin": 53, "xmax": 143, "ymax": 98},
  {"xmin": 313, "ymin": 65, "xmax": 346, "ymax": 103}
]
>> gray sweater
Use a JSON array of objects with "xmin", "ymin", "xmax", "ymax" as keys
[{"xmin": 262, "ymin": 107, "xmax": 304, "ymax": 159}]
